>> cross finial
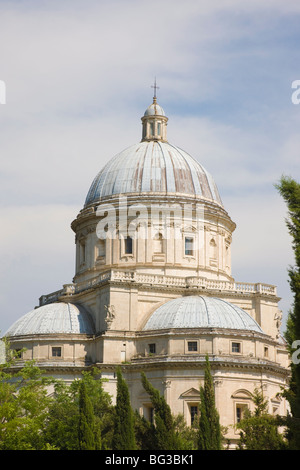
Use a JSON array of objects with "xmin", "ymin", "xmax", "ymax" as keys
[{"xmin": 151, "ymin": 78, "xmax": 159, "ymax": 99}]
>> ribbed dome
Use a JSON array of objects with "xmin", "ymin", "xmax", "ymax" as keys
[
  {"xmin": 144, "ymin": 101, "xmax": 166, "ymax": 116},
  {"xmin": 4, "ymin": 303, "xmax": 95, "ymax": 337},
  {"xmin": 85, "ymin": 141, "xmax": 223, "ymax": 206},
  {"xmin": 143, "ymin": 296, "xmax": 263, "ymax": 333}
]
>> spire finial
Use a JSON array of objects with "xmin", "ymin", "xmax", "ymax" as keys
[{"xmin": 151, "ymin": 77, "xmax": 159, "ymax": 101}]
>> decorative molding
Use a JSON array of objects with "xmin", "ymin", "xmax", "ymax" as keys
[{"xmin": 40, "ymin": 269, "xmax": 278, "ymax": 306}]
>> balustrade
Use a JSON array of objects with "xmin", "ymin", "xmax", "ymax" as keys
[{"xmin": 40, "ymin": 270, "xmax": 277, "ymax": 306}]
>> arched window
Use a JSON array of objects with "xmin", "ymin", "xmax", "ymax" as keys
[
  {"xmin": 231, "ymin": 389, "xmax": 252, "ymax": 426},
  {"xmin": 153, "ymin": 232, "xmax": 164, "ymax": 253},
  {"xmin": 209, "ymin": 238, "xmax": 217, "ymax": 258}
]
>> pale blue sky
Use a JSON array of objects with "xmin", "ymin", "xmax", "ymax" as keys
[{"xmin": 0, "ymin": 0, "xmax": 299, "ymax": 333}]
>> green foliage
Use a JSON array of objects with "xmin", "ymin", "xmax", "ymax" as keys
[
  {"xmin": 43, "ymin": 381, "xmax": 80, "ymax": 450},
  {"xmin": 45, "ymin": 368, "xmax": 113, "ymax": 450},
  {"xmin": 134, "ymin": 410, "xmax": 157, "ymax": 450},
  {"xmin": 78, "ymin": 381, "xmax": 98, "ymax": 450},
  {"xmin": 112, "ymin": 367, "xmax": 136, "ymax": 450},
  {"xmin": 0, "ymin": 355, "xmax": 56, "ymax": 450},
  {"xmin": 140, "ymin": 372, "xmax": 187, "ymax": 450},
  {"xmin": 198, "ymin": 355, "xmax": 221, "ymax": 450},
  {"xmin": 0, "ymin": 344, "xmax": 288, "ymax": 450},
  {"xmin": 172, "ymin": 413, "xmax": 198, "ymax": 450},
  {"xmin": 237, "ymin": 388, "xmax": 287, "ymax": 450},
  {"xmin": 276, "ymin": 176, "xmax": 300, "ymax": 449}
]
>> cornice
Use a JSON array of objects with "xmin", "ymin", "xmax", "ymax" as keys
[{"xmin": 93, "ymin": 357, "xmax": 290, "ymax": 379}]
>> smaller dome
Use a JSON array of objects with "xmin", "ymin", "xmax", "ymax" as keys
[
  {"xmin": 4, "ymin": 303, "xmax": 95, "ymax": 337},
  {"xmin": 144, "ymin": 98, "xmax": 165, "ymax": 117},
  {"xmin": 143, "ymin": 296, "xmax": 263, "ymax": 333}
]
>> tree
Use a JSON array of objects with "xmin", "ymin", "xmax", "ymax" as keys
[
  {"xmin": 112, "ymin": 367, "xmax": 136, "ymax": 450},
  {"xmin": 133, "ymin": 410, "xmax": 157, "ymax": 450},
  {"xmin": 237, "ymin": 388, "xmax": 287, "ymax": 450},
  {"xmin": 198, "ymin": 355, "xmax": 221, "ymax": 450},
  {"xmin": 276, "ymin": 176, "xmax": 300, "ymax": 449},
  {"xmin": 43, "ymin": 380, "xmax": 80, "ymax": 450},
  {"xmin": 45, "ymin": 369, "xmax": 113, "ymax": 450},
  {"xmin": 140, "ymin": 372, "xmax": 184, "ymax": 450},
  {"xmin": 0, "ymin": 350, "xmax": 56, "ymax": 450},
  {"xmin": 78, "ymin": 380, "xmax": 99, "ymax": 450}
]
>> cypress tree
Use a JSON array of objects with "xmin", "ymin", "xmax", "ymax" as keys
[
  {"xmin": 141, "ymin": 372, "xmax": 182, "ymax": 450},
  {"xmin": 112, "ymin": 367, "xmax": 136, "ymax": 450},
  {"xmin": 78, "ymin": 381, "xmax": 96, "ymax": 450},
  {"xmin": 276, "ymin": 176, "xmax": 300, "ymax": 449},
  {"xmin": 198, "ymin": 355, "xmax": 221, "ymax": 450}
]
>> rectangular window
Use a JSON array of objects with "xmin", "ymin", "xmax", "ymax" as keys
[
  {"xmin": 125, "ymin": 236, "xmax": 133, "ymax": 254},
  {"xmin": 236, "ymin": 406, "xmax": 242, "ymax": 423},
  {"xmin": 236, "ymin": 404, "xmax": 247, "ymax": 423},
  {"xmin": 52, "ymin": 347, "xmax": 62, "ymax": 357},
  {"xmin": 150, "ymin": 122, "xmax": 154, "ymax": 136},
  {"xmin": 188, "ymin": 341, "xmax": 198, "ymax": 352},
  {"xmin": 232, "ymin": 342, "xmax": 241, "ymax": 353},
  {"xmin": 149, "ymin": 343, "xmax": 156, "ymax": 354},
  {"xmin": 185, "ymin": 237, "xmax": 194, "ymax": 256},
  {"xmin": 97, "ymin": 240, "xmax": 105, "ymax": 258},
  {"xmin": 13, "ymin": 349, "xmax": 22, "ymax": 360},
  {"xmin": 190, "ymin": 405, "xmax": 199, "ymax": 425},
  {"xmin": 264, "ymin": 346, "xmax": 269, "ymax": 357},
  {"xmin": 144, "ymin": 406, "xmax": 154, "ymax": 424}
]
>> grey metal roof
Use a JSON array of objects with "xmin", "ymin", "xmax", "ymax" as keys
[
  {"xmin": 4, "ymin": 303, "xmax": 95, "ymax": 337},
  {"xmin": 85, "ymin": 141, "xmax": 223, "ymax": 206},
  {"xmin": 144, "ymin": 101, "xmax": 166, "ymax": 116},
  {"xmin": 143, "ymin": 296, "xmax": 263, "ymax": 333}
]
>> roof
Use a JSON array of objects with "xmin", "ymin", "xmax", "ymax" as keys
[
  {"xmin": 4, "ymin": 303, "xmax": 95, "ymax": 337},
  {"xmin": 143, "ymin": 296, "xmax": 264, "ymax": 333},
  {"xmin": 144, "ymin": 100, "xmax": 166, "ymax": 116},
  {"xmin": 85, "ymin": 141, "xmax": 223, "ymax": 206}
]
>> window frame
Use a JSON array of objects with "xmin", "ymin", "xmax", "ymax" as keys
[
  {"xmin": 187, "ymin": 341, "xmax": 198, "ymax": 352},
  {"xmin": 148, "ymin": 343, "xmax": 156, "ymax": 355},
  {"xmin": 231, "ymin": 341, "xmax": 242, "ymax": 354},
  {"xmin": 190, "ymin": 405, "xmax": 199, "ymax": 425},
  {"xmin": 235, "ymin": 403, "xmax": 248, "ymax": 424},
  {"xmin": 184, "ymin": 236, "xmax": 195, "ymax": 257},
  {"xmin": 124, "ymin": 236, "xmax": 133, "ymax": 255},
  {"xmin": 51, "ymin": 346, "xmax": 62, "ymax": 358}
]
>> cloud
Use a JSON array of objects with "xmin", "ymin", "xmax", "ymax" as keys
[
  {"xmin": 0, "ymin": 204, "xmax": 77, "ymax": 333},
  {"xmin": 0, "ymin": 0, "xmax": 299, "ymax": 335}
]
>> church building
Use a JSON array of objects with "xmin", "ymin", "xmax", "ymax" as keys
[{"xmin": 3, "ymin": 90, "xmax": 290, "ymax": 445}]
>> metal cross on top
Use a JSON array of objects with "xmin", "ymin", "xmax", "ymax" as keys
[{"xmin": 151, "ymin": 78, "xmax": 159, "ymax": 99}]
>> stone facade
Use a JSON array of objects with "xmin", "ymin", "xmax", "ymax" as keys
[{"xmin": 4, "ymin": 96, "xmax": 290, "ymax": 447}]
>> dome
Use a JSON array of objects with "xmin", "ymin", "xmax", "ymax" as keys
[
  {"xmin": 4, "ymin": 303, "xmax": 95, "ymax": 337},
  {"xmin": 143, "ymin": 296, "xmax": 263, "ymax": 333},
  {"xmin": 144, "ymin": 101, "xmax": 166, "ymax": 116},
  {"xmin": 85, "ymin": 141, "xmax": 223, "ymax": 206},
  {"xmin": 85, "ymin": 97, "xmax": 223, "ymax": 207}
]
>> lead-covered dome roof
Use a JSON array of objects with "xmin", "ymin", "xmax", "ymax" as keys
[
  {"xmin": 143, "ymin": 296, "xmax": 263, "ymax": 333},
  {"xmin": 144, "ymin": 100, "xmax": 166, "ymax": 116},
  {"xmin": 85, "ymin": 141, "xmax": 223, "ymax": 206},
  {"xmin": 4, "ymin": 303, "xmax": 95, "ymax": 337},
  {"xmin": 84, "ymin": 98, "xmax": 223, "ymax": 207}
]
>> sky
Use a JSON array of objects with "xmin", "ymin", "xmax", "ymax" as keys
[{"xmin": 0, "ymin": 0, "xmax": 299, "ymax": 334}]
